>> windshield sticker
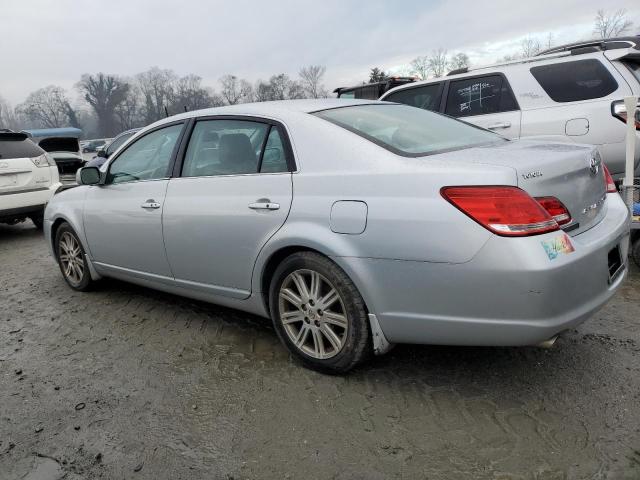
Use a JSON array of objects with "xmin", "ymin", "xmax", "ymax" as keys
[{"xmin": 541, "ymin": 233, "xmax": 575, "ymax": 260}]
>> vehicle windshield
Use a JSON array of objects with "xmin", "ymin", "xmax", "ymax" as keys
[{"xmin": 313, "ymin": 104, "xmax": 505, "ymax": 157}]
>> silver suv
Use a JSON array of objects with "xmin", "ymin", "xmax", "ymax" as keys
[{"xmin": 381, "ymin": 36, "xmax": 640, "ymax": 180}]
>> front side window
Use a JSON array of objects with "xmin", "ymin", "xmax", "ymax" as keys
[
  {"xmin": 445, "ymin": 75, "xmax": 517, "ymax": 117},
  {"xmin": 385, "ymin": 84, "xmax": 442, "ymax": 112},
  {"xmin": 107, "ymin": 123, "xmax": 183, "ymax": 184},
  {"xmin": 530, "ymin": 59, "xmax": 619, "ymax": 102},
  {"xmin": 314, "ymin": 104, "xmax": 505, "ymax": 157},
  {"xmin": 182, "ymin": 120, "xmax": 269, "ymax": 177}
]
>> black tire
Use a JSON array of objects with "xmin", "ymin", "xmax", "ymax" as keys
[
  {"xmin": 54, "ymin": 222, "xmax": 93, "ymax": 291},
  {"xmin": 30, "ymin": 214, "xmax": 43, "ymax": 230},
  {"xmin": 269, "ymin": 251, "xmax": 371, "ymax": 374},
  {"xmin": 632, "ymin": 236, "xmax": 640, "ymax": 269}
]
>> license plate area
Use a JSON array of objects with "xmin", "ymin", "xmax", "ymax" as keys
[
  {"xmin": 607, "ymin": 245, "xmax": 624, "ymax": 284},
  {"xmin": 0, "ymin": 174, "xmax": 17, "ymax": 187}
]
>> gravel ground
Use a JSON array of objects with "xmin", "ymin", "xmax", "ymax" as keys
[{"xmin": 1, "ymin": 222, "xmax": 639, "ymax": 480}]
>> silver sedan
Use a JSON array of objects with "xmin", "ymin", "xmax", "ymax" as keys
[{"xmin": 44, "ymin": 99, "xmax": 630, "ymax": 373}]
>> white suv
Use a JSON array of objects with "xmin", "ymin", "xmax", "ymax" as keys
[
  {"xmin": 381, "ymin": 36, "xmax": 640, "ymax": 180},
  {"xmin": 0, "ymin": 131, "xmax": 61, "ymax": 229}
]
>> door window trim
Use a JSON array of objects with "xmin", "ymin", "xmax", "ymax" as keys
[
  {"xmin": 104, "ymin": 120, "xmax": 187, "ymax": 185},
  {"xmin": 441, "ymin": 72, "xmax": 520, "ymax": 117},
  {"xmin": 173, "ymin": 115, "xmax": 297, "ymax": 178}
]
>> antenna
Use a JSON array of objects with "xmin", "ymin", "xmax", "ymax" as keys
[
  {"xmin": 184, "ymin": 105, "xmax": 188, "ymax": 112},
  {"xmin": 164, "ymin": 106, "xmax": 169, "ymax": 118}
]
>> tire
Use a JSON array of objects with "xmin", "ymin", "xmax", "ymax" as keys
[
  {"xmin": 30, "ymin": 215, "xmax": 43, "ymax": 230},
  {"xmin": 54, "ymin": 222, "xmax": 93, "ymax": 291},
  {"xmin": 269, "ymin": 251, "xmax": 371, "ymax": 374},
  {"xmin": 632, "ymin": 236, "xmax": 640, "ymax": 269}
]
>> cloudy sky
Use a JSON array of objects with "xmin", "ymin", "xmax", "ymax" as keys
[{"xmin": 1, "ymin": 0, "xmax": 639, "ymax": 105}]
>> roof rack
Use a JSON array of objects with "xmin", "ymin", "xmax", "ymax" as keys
[{"xmin": 537, "ymin": 35, "xmax": 639, "ymax": 55}]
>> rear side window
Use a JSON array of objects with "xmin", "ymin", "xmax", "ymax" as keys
[
  {"xmin": 530, "ymin": 59, "xmax": 618, "ymax": 102},
  {"xmin": 445, "ymin": 75, "xmax": 518, "ymax": 117},
  {"xmin": 0, "ymin": 136, "xmax": 44, "ymax": 160},
  {"xmin": 385, "ymin": 84, "xmax": 442, "ymax": 111}
]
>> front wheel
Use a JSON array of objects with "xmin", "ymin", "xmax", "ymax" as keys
[
  {"xmin": 269, "ymin": 252, "xmax": 371, "ymax": 374},
  {"xmin": 55, "ymin": 223, "xmax": 93, "ymax": 291}
]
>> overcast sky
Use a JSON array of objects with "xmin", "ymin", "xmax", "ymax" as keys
[{"xmin": 1, "ymin": 0, "xmax": 639, "ymax": 105}]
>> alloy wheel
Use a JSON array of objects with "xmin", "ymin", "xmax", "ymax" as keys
[
  {"xmin": 278, "ymin": 269, "xmax": 348, "ymax": 360},
  {"xmin": 58, "ymin": 232, "xmax": 85, "ymax": 286}
]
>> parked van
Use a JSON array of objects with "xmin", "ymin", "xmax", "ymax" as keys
[{"xmin": 381, "ymin": 36, "xmax": 640, "ymax": 179}]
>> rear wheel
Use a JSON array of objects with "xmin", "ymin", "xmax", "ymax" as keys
[
  {"xmin": 269, "ymin": 252, "xmax": 371, "ymax": 374},
  {"xmin": 55, "ymin": 223, "xmax": 93, "ymax": 291},
  {"xmin": 632, "ymin": 235, "xmax": 640, "ymax": 268}
]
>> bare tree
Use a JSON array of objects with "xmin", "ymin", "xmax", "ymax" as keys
[
  {"xmin": 428, "ymin": 49, "xmax": 449, "ymax": 78},
  {"xmin": 219, "ymin": 75, "xmax": 253, "ymax": 105},
  {"xmin": 136, "ymin": 67, "xmax": 177, "ymax": 123},
  {"xmin": 545, "ymin": 32, "xmax": 554, "ymax": 50},
  {"xmin": 520, "ymin": 36, "xmax": 541, "ymax": 58},
  {"xmin": 449, "ymin": 53, "xmax": 470, "ymax": 71},
  {"xmin": 594, "ymin": 9, "xmax": 633, "ymax": 39},
  {"xmin": 253, "ymin": 74, "xmax": 305, "ymax": 102},
  {"xmin": 77, "ymin": 73, "xmax": 129, "ymax": 136},
  {"xmin": 298, "ymin": 65, "xmax": 327, "ymax": 98},
  {"xmin": 16, "ymin": 86, "xmax": 77, "ymax": 129},
  {"xmin": 0, "ymin": 95, "xmax": 20, "ymax": 130},
  {"xmin": 409, "ymin": 56, "xmax": 430, "ymax": 80},
  {"xmin": 172, "ymin": 74, "xmax": 221, "ymax": 112},
  {"xmin": 369, "ymin": 68, "xmax": 388, "ymax": 83},
  {"xmin": 114, "ymin": 84, "xmax": 143, "ymax": 131}
]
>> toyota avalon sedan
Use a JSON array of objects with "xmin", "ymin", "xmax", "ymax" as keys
[{"xmin": 43, "ymin": 99, "xmax": 630, "ymax": 373}]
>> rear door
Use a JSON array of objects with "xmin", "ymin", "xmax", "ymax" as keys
[
  {"xmin": 162, "ymin": 117, "xmax": 293, "ymax": 298},
  {"xmin": 443, "ymin": 74, "xmax": 522, "ymax": 139}
]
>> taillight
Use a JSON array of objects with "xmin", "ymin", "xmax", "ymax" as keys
[
  {"xmin": 611, "ymin": 100, "xmax": 640, "ymax": 130},
  {"xmin": 603, "ymin": 165, "xmax": 617, "ymax": 193},
  {"xmin": 441, "ymin": 186, "xmax": 559, "ymax": 237},
  {"xmin": 535, "ymin": 196, "xmax": 571, "ymax": 225}
]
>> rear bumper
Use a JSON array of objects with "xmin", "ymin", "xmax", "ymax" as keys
[
  {"xmin": 336, "ymin": 193, "xmax": 631, "ymax": 346},
  {"xmin": 0, "ymin": 183, "xmax": 61, "ymax": 220}
]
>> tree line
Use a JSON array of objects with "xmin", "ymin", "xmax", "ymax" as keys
[
  {"xmin": 366, "ymin": 8, "xmax": 634, "ymax": 83},
  {"xmin": 0, "ymin": 65, "xmax": 328, "ymax": 138}
]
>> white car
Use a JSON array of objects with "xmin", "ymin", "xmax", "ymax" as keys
[
  {"xmin": 381, "ymin": 36, "xmax": 640, "ymax": 180},
  {"xmin": 0, "ymin": 131, "xmax": 61, "ymax": 229}
]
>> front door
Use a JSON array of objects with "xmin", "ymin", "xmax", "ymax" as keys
[
  {"xmin": 162, "ymin": 119, "xmax": 293, "ymax": 298},
  {"xmin": 83, "ymin": 123, "xmax": 184, "ymax": 278}
]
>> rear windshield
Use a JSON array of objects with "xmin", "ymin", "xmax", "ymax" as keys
[
  {"xmin": 313, "ymin": 104, "xmax": 504, "ymax": 157},
  {"xmin": 530, "ymin": 59, "xmax": 618, "ymax": 102},
  {"xmin": 0, "ymin": 136, "xmax": 44, "ymax": 160}
]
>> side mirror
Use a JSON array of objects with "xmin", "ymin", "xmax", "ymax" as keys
[
  {"xmin": 77, "ymin": 166, "xmax": 101, "ymax": 185},
  {"xmin": 96, "ymin": 148, "xmax": 107, "ymax": 158}
]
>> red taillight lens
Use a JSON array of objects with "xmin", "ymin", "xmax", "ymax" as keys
[
  {"xmin": 441, "ymin": 186, "xmax": 559, "ymax": 237},
  {"xmin": 535, "ymin": 196, "xmax": 571, "ymax": 225},
  {"xmin": 603, "ymin": 165, "xmax": 617, "ymax": 193}
]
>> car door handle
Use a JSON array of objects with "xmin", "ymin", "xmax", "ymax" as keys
[
  {"xmin": 248, "ymin": 201, "xmax": 280, "ymax": 210},
  {"xmin": 141, "ymin": 200, "xmax": 161, "ymax": 209},
  {"xmin": 487, "ymin": 122, "xmax": 511, "ymax": 130}
]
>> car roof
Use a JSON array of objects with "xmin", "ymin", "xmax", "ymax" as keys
[{"xmin": 152, "ymin": 99, "xmax": 383, "ymax": 125}]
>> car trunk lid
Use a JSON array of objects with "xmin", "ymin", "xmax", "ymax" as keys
[{"xmin": 447, "ymin": 140, "xmax": 607, "ymax": 236}]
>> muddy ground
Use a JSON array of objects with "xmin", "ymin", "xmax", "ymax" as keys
[{"xmin": 1, "ymin": 222, "xmax": 639, "ymax": 479}]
